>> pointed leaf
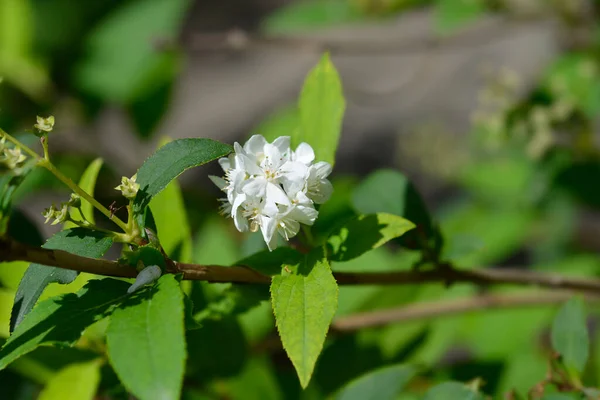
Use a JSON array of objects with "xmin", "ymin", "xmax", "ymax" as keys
[
  {"xmin": 38, "ymin": 359, "xmax": 101, "ymax": 400},
  {"xmin": 271, "ymin": 247, "xmax": 338, "ymax": 387},
  {"xmin": 296, "ymin": 53, "xmax": 345, "ymax": 166},
  {"xmin": 133, "ymin": 138, "xmax": 232, "ymax": 214},
  {"xmin": 107, "ymin": 274, "xmax": 186, "ymax": 400},
  {"xmin": 551, "ymin": 296, "xmax": 589, "ymax": 373},
  {"xmin": 10, "ymin": 229, "xmax": 114, "ymax": 332},
  {"xmin": 327, "ymin": 213, "xmax": 415, "ymax": 262},
  {"xmin": 64, "ymin": 158, "xmax": 103, "ymax": 229},
  {"xmin": 334, "ymin": 364, "xmax": 416, "ymax": 400},
  {"xmin": 0, "ymin": 279, "xmax": 129, "ymax": 369}
]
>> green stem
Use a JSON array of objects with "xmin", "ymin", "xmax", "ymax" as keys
[
  {"xmin": 41, "ymin": 135, "xmax": 50, "ymax": 161},
  {"xmin": 66, "ymin": 217, "xmax": 120, "ymax": 236},
  {"xmin": 39, "ymin": 159, "xmax": 129, "ymax": 232},
  {"xmin": 0, "ymin": 129, "xmax": 41, "ymax": 159}
]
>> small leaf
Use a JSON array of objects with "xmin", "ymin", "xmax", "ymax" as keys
[
  {"xmin": 271, "ymin": 247, "xmax": 338, "ymax": 387},
  {"xmin": 334, "ymin": 364, "xmax": 415, "ymax": 400},
  {"xmin": 433, "ymin": 0, "xmax": 485, "ymax": 35},
  {"xmin": 0, "ymin": 279, "xmax": 129, "ymax": 369},
  {"xmin": 149, "ymin": 138, "xmax": 192, "ymax": 262},
  {"xmin": 38, "ymin": 359, "xmax": 101, "ymax": 400},
  {"xmin": 64, "ymin": 158, "xmax": 103, "ymax": 229},
  {"xmin": 551, "ymin": 296, "xmax": 589, "ymax": 373},
  {"xmin": 423, "ymin": 381, "xmax": 484, "ymax": 400},
  {"xmin": 107, "ymin": 274, "xmax": 186, "ymax": 400},
  {"xmin": 327, "ymin": 213, "xmax": 415, "ymax": 262},
  {"xmin": 133, "ymin": 138, "xmax": 232, "ymax": 215},
  {"xmin": 296, "ymin": 53, "xmax": 345, "ymax": 166},
  {"xmin": 10, "ymin": 229, "xmax": 114, "ymax": 332},
  {"xmin": 352, "ymin": 169, "xmax": 437, "ymax": 251}
]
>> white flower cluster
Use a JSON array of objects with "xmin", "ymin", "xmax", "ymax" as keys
[{"xmin": 210, "ymin": 135, "xmax": 333, "ymax": 250}]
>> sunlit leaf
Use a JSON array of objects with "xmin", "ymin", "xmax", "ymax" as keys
[
  {"xmin": 64, "ymin": 158, "xmax": 103, "ymax": 229},
  {"xmin": 334, "ymin": 364, "xmax": 415, "ymax": 400},
  {"xmin": 551, "ymin": 296, "xmax": 589, "ymax": 373},
  {"xmin": 38, "ymin": 359, "xmax": 101, "ymax": 400}
]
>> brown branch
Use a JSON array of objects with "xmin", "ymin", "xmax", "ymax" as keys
[{"xmin": 2, "ymin": 236, "xmax": 600, "ymax": 295}]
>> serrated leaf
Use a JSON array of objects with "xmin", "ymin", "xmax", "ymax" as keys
[
  {"xmin": 327, "ymin": 213, "xmax": 415, "ymax": 262},
  {"xmin": 64, "ymin": 158, "xmax": 103, "ymax": 229},
  {"xmin": 352, "ymin": 169, "xmax": 437, "ymax": 251},
  {"xmin": 434, "ymin": 0, "xmax": 485, "ymax": 35},
  {"xmin": 424, "ymin": 381, "xmax": 485, "ymax": 400},
  {"xmin": 149, "ymin": 138, "xmax": 192, "ymax": 262},
  {"xmin": 551, "ymin": 296, "xmax": 589, "ymax": 373},
  {"xmin": 107, "ymin": 274, "xmax": 185, "ymax": 400},
  {"xmin": 271, "ymin": 247, "xmax": 338, "ymax": 388},
  {"xmin": 10, "ymin": 229, "xmax": 114, "ymax": 332},
  {"xmin": 0, "ymin": 279, "xmax": 129, "ymax": 369},
  {"xmin": 38, "ymin": 359, "xmax": 101, "ymax": 400},
  {"xmin": 133, "ymin": 138, "xmax": 232, "ymax": 215},
  {"xmin": 334, "ymin": 364, "xmax": 415, "ymax": 400},
  {"xmin": 296, "ymin": 53, "xmax": 345, "ymax": 166}
]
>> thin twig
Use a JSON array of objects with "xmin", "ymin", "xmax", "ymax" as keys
[{"xmin": 2, "ymin": 236, "xmax": 600, "ymax": 294}]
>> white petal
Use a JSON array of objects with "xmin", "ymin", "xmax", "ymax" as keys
[
  {"xmin": 242, "ymin": 177, "xmax": 267, "ymax": 198},
  {"xmin": 244, "ymin": 135, "xmax": 267, "ymax": 155},
  {"xmin": 272, "ymin": 136, "xmax": 291, "ymax": 154},
  {"xmin": 312, "ymin": 161, "xmax": 332, "ymax": 179},
  {"xmin": 277, "ymin": 217, "xmax": 300, "ymax": 241},
  {"xmin": 312, "ymin": 179, "xmax": 333, "ymax": 204},
  {"xmin": 290, "ymin": 205, "xmax": 318, "ymax": 226},
  {"xmin": 218, "ymin": 156, "xmax": 232, "ymax": 172},
  {"xmin": 209, "ymin": 175, "xmax": 227, "ymax": 191},
  {"xmin": 239, "ymin": 154, "xmax": 263, "ymax": 176},
  {"xmin": 260, "ymin": 215, "xmax": 278, "ymax": 251},
  {"xmin": 232, "ymin": 194, "xmax": 249, "ymax": 232},
  {"xmin": 266, "ymin": 182, "xmax": 290, "ymax": 205},
  {"xmin": 294, "ymin": 143, "xmax": 315, "ymax": 165}
]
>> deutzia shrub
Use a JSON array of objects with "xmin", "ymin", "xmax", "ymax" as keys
[{"xmin": 210, "ymin": 134, "xmax": 332, "ymax": 250}]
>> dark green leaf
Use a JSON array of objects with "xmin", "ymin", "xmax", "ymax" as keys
[
  {"xmin": 107, "ymin": 274, "xmax": 186, "ymax": 400},
  {"xmin": 0, "ymin": 279, "xmax": 129, "ymax": 369},
  {"xmin": 11, "ymin": 229, "xmax": 114, "ymax": 332},
  {"xmin": 271, "ymin": 247, "xmax": 338, "ymax": 388},
  {"xmin": 327, "ymin": 213, "xmax": 415, "ymax": 262},
  {"xmin": 423, "ymin": 381, "xmax": 484, "ymax": 400},
  {"xmin": 296, "ymin": 53, "xmax": 345, "ymax": 166},
  {"xmin": 551, "ymin": 296, "xmax": 589, "ymax": 373},
  {"xmin": 133, "ymin": 138, "xmax": 232, "ymax": 215},
  {"xmin": 334, "ymin": 364, "xmax": 415, "ymax": 400}
]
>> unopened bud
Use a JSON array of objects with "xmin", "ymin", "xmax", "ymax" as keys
[
  {"xmin": 127, "ymin": 265, "xmax": 162, "ymax": 294},
  {"xmin": 2, "ymin": 147, "xmax": 26, "ymax": 169},
  {"xmin": 115, "ymin": 174, "xmax": 140, "ymax": 200},
  {"xmin": 51, "ymin": 203, "xmax": 68, "ymax": 225}
]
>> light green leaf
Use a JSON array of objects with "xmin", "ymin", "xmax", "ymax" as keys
[
  {"xmin": 133, "ymin": 138, "xmax": 232, "ymax": 216},
  {"xmin": 296, "ymin": 53, "xmax": 345, "ymax": 166},
  {"xmin": 193, "ymin": 218, "xmax": 240, "ymax": 266},
  {"xmin": 149, "ymin": 138, "xmax": 192, "ymax": 262},
  {"xmin": 38, "ymin": 359, "xmax": 101, "ymax": 400},
  {"xmin": 0, "ymin": 279, "xmax": 129, "ymax": 369},
  {"xmin": 271, "ymin": 247, "xmax": 338, "ymax": 388},
  {"xmin": 238, "ymin": 247, "xmax": 303, "ymax": 276},
  {"xmin": 551, "ymin": 296, "xmax": 589, "ymax": 373},
  {"xmin": 424, "ymin": 381, "xmax": 484, "ymax": 400},
  {"xmin": 334, "ymin": 364, "xmax": 415, "ymax": 400},
  {"xmin": 434, "ymin": 0, "xmax": 486, "ymax": 35},
  {"xmin": 253, "ymin": 104, "xmax": 300, "ymax": 143},
  {"xmin": 327, "ymin": 213, "xmax": 415, "ymax": 262},
  {"xmin": 262, "ymin": 0, "xmax": 362, "ymax": 34},
  {"xmin": 10, "ymin": 229, "xmax": 114, "ymax": 332},
  {"xmin": 107, "ymin": 274, "xmax": 186, "ymax": 400},
  {"xmin": 64, "ymin": 158, "xmax": 103, "ymax": 229},
  {"xmin": 74, "ymin": 0, "xmax": 190, "ymax": 103}
]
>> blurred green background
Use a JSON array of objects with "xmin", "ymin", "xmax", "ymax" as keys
[{"xmin": 2, "ymin": 0, "xmax": 600, "ymax": 398}]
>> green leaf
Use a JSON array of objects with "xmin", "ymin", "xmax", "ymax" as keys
[
  {"xmin": 38, "ymin": 359, "xmax": 101, "ymax": 400},
  {"xmin": 261, "ymin": 0, "xmax": 363, "ymax": 34},
  {"xmin": 271, "ymin": 247, "xmax": 338, "ymax": 388},
  {"xmin": 149, "ymin": 138, "xmax": 192, "ymax": 262},
  {"xmin": 253, "ymin": 104, "xmax": 300, "ymax": 143},
  {"xmin": 433, "ymin": 0, "xmax": 486, "ymax": 35},
  {"xmin": 551, "ymin": 296, "xmax": 589, "ymax": 373},
  {"xmin": 10, "ymin": 229, "xmax": 114, "ymax": 332},
  {"xmin": 74, "ymin": 0, "xmax": 190, "ymax": 103},
  {"xmin": 237, "ymin": 247, "xmax": 303, "ymax": 276},
  {"xmin": 0, "ymin": 279, "xmax": 129, "ymax": 369},
  {"xmin": 64, "ymin": 158, "xmax": 103, "ymax": 229},
  {"xmin": 133, "ymin": 138, "xmax": 232, "ymax": 215},
  {"xmin": 423, "ymin": 381, "xmax": 484, "ymax": 400},
  {"xmin": 334, "ymin": 364, "xmax": 415, "ymax": 400},
  {"xmin": 540, "ymin": 395, "xmax": 578, "ymax": 400},
  {"xmin": 296, "ymin": 53, "xmax": 345, "ymax": 166},
  {"xmin": 352, "ymin": 169, "xmax": 436, "ymax": 251},
  {"xmin": 327, "ymin": 213, "xmax": 415, "ymax": 262},
  {"xmin": 107, "ymin": 274, "xmax": 186, "ymax": 400}
]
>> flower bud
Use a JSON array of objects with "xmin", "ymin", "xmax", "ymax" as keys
[
  {"xmin": 115, "ymin": 174, "xmax": 140, "ymax": 200},
  {"xmin": 42, "ymin": 206, "xmax": 56, "ymax": 224},
  {"xmin": 34, "ymin": 115, "xmax": 55, "ymax": 135},
  {"xmin": 2, "ymin": 147, "xmax": 26, "ymax": 169},
  {"xmin": 51, "ymin": 203, "xmax": 68, "ymax": 225}
]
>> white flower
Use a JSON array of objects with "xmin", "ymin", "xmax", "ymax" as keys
[
  {"xmin": 211, "ymin": 134, "xmax": 333, "ymax": 250},
  {"xmin": 115, "ymin": 174, "xmax": 140, "ymax": 199}
]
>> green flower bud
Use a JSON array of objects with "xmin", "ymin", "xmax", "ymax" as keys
[
  {"xmin": 34, "ymin": 115, "xmax": 55, "ymax": 134},
  {"xmin": 115, "ymin": 174, "xmax": 140, "ymax": 200},
  {"xmin": 2, "ymin": 147, "xmax": 26, "ymax": 169}
]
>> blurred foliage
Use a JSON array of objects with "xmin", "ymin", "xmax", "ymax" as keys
[{"xmin": 1, "ymin": 0, "xmax": 600, "ymax": 399}]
